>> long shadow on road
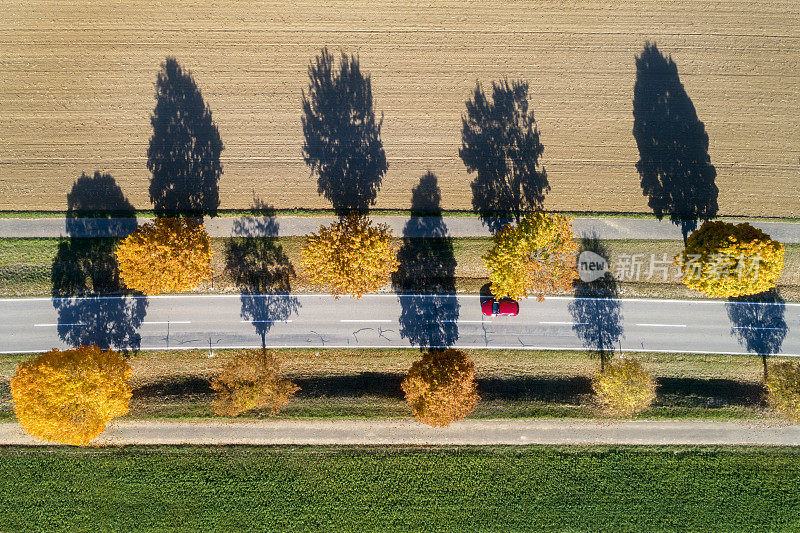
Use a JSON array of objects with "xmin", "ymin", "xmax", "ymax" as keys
[
  {"xmin": 392, "ymin": 172, "xmax": 459, "ymax": 349},
  {"xmin": 51, "ymin": 171, "xmax": 147, "ymax": 351},
  {"xmin": 224, "ymin": 199, "xmax": 301, "ymax": 348},
  {"xmin": 569, "ymin": 236, "xmax": 623, "ymax": 371},
  {"xmin": 726, "ymin": 288, "xmax": 788, "ymax": 380}
]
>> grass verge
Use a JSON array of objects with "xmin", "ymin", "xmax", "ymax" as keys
[
  {"xmin": 0, "ymin": 349, "xmax": 784, "ymax": 422},
  {"xmin": 0, "ymin": 445, "xmax": 798, "ymax": 531},
  {"xmin": 2, "ymin": 237, "xmax": 799, "ymax": 300}
]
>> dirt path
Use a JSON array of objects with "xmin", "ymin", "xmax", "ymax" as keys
[
  {"xmin": 3, "ymin": 215, "xmax": 800, "ymax": 242},
  {"xmin": 3, "ymin": 419, "xmax": 800, "ymax": 446}
]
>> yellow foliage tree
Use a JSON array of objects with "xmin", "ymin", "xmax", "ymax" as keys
[
  {"xmin": 301, "ymin": 214, "xmax": 398, "ymax": 299},
  {"xmin": 765, "ymin": 361, "xmax": 800, "ymax": 422},
  {"xmin": 675, "ymin": 220, "xmax": 784, "ymax": 298},
  {"xmin": 211, "ymin": 350, "xmax": 300, "ymax": 417},
  {"xmin": 592, "ymin": 356, "xmax": 657, "ymax": 417},
  {"xmin": 401, "ymin": 349, "xmax": 480, "ymax": 427},
  {"xmin": 116, "ymin": 217, "xmax": 212, "ymax": 295},
  {"xmin": 484, "ymin": 211, "xmax": 579, "ymax": 301},
  {"xmin": 11, "ymin": 346, "xmax": 131, "ymax": 446}
]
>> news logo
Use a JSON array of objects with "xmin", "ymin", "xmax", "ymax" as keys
[{"xmin": 578, "ymin": 251, "xmax": 608, "ymax": 282}]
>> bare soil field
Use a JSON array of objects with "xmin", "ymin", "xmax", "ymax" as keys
[{"xmin": 1, "ymin": 1, "xmax": 798, "ymax": 215}]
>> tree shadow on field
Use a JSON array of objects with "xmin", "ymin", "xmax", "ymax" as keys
[
  {"xmin": 130, "ymin": 372, "xmax": 766, "ymax": 410},
  {"xmin": 633, "ymin": 42, "xmax": 718, "ymax": 243},
  {"xmin": 148, "ymin": 57, "xmax": 223, "ymax": 218},
  {"xmin": 726, "ymin": 288, "xmax": 788, "ymax": 381},
  {"xmin": 460, "ymin": 80, "xmax": 549, "ymax": 232},
  {"xmin": 569, "ymin": 236, "xmax": 623, "ymax": 371},
  {"xmin": 51, "ymin": 171, "xmax": 147, "ymax": 351},
  {"xmin": 224, "ymin": 198, "xmax": 300, "ymax": 347},
  {"xmin": 656, "ymin": 377, "xmax": 765, "ymax": 408},
  {"xmin": 132, "ymin": 376, "xmax": 214, "ymax": 399},
  {"xmin": 392, "ymin": 173, "xmax": 459, "ymax": 349},
  {"xmin": 302, "ymin": 48, "xmax": 387, "ymax": 215}
]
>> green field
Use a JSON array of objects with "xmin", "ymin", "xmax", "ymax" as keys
[{"xmin": 0, "ymin": 446, "xmax": 798, "ymax": 531}]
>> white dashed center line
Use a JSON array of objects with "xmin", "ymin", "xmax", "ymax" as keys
[{"xmin": 733, "ymin": 326, "xmax": 785, "ymax": 331}]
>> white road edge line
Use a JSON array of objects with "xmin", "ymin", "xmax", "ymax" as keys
[
  {"xmin": 3, "ymin": 345, "xmax": 800, "ymax": 357},
  {"xmin": 240, "ymin": 320, "xmax": 293, "ymax": 323},
  {"xmin": 3, "ymin": 294, "xmax": 800, "ymax": 307},
  {"xmin": 635, "ymin": 323, "xmax": 687, "ymax": 328}
]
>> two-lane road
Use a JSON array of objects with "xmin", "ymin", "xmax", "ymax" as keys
[{"xmin": 1, "ymin": 294, "xmax": 798, "ymax": 355}]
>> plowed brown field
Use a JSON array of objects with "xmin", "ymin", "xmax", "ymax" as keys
[{"xmin": 1, "ymin": 1, "xmax": 798, "ymax": 215}]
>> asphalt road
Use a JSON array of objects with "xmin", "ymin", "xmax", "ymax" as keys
[
  {"xmin": 1, "ymin": 293, "xmax": 797, "ymax": 355},
  {"xmin": 2, "ymin": 419, "xmax": 799, "ymax": 446},
  {"xmin": 1, "ymin": 216, "xmax": 799, "ymax": 241}
]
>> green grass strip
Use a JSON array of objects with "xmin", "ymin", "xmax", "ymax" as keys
[{"xmin": 0, "ymin": 445, "xmax": 798, "ymax": 531}]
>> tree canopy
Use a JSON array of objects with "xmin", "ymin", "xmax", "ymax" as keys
[
  {"xmin": 592, "ymin": 356, "xmax": 657, "ymax": 417},
  {"xmin": 211, "ymin": 350, "xmax": 300, "ymax": 417},
  {"xmin": 484, "ymin": 211, "xmax": 578, "ymax": 300},
  {"xmin": 11, "ymin": 346, "xmax": 131, "ymax": 445},
  {"xmin": 402, "ymin": 349, "xmax": 480, "ymax": 427},
  {"xmin": 461, "ymin": 80, "xmax": 548, "ymax": 231},
  {"xmin": 765, "ymin": 362, "xmax": 800, "ymax": 422},
  {"xmin": 302, "ymin": 48, "xmax": 387, "ymax": 214},
  {"xmin": 676, "ymin": 220, "xmax": 784, "ymax": 297},
  {"xmin": 301, "ymin": 214, "xmax": 398, "ymax": 299},
  {"xmin": 116, "ymin": 217, "xmax": 212, "ymax": 295}
]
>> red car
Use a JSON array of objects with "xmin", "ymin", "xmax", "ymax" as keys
[{"xmin": 481, "ymin": 298, "xmax": 519, "ymax": 317}]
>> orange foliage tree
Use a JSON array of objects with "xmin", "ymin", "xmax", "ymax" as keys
[
  {"xmin": 484, "ymin": 211, "xmax": 579, "ymax": 301},
  {"xmin": 211, "ymin": 350, "xmax": 300, "ymax": 417},
  {"xmin": 765, "ymin": 361, "xmax": 800, "ymax": 422},
  {"xmin": 115, "ymin": 217, "xmax": 212, "ymax": 295},
  {"xmin": 675, "ymin": 220, "xmax": 784, "ymax": 298},
  {"xmin": 592, "ymin": 356, "xmax": 658, "ymax": 417},
  {"xmin": 11, "ymin": 346, "xmax": 131, "ymax": 446},
  {"xmin": 401, "ymin": 349, "xmax": 480, "ymax": 427},
  {"xmin": 301, "ymin": 214, "xmax": 398, "ymax": 299}
]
